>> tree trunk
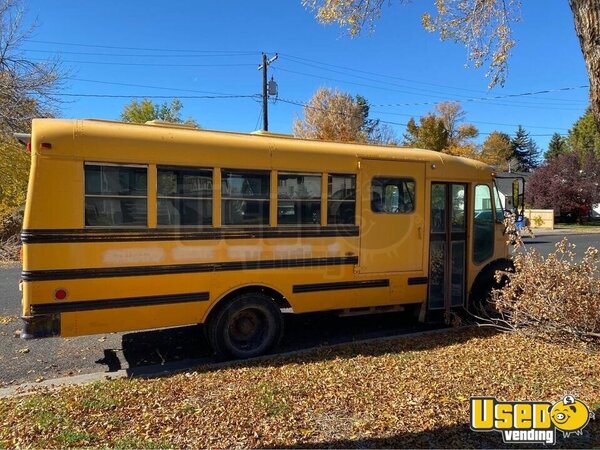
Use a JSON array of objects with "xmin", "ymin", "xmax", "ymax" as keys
[{"xmin": 569, "ymin": 0, "xmax": 600, "ymax": 132}]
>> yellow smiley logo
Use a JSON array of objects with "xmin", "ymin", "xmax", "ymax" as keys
[{"xmin": 550, "ymin": 395, "xmax": 595, "ymax": 437}]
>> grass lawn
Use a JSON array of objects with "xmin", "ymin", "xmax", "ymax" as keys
[
  {"xmin": 554, "ymin": 220, "xmax": 600, "ymax": 232},
  {"xmin": 1, "ymin": 328, "xmax": 598, "ymax": 449}
]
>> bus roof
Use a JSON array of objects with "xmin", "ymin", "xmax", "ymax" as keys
[{"xmin": 30, "ymin": 118, "xmax": 494, "ymax": 177}]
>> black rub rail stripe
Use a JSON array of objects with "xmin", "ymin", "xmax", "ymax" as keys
[
  {"xmin": 22, "ymin": 256, "xmax": 359, "ymax": 282},
  {"xmin": 293, "ymin": 279, "xmax": 389, "ymax": 294},
  {"xmin": 21, "ymin": 226, "xmax": 360, "ymax": 243},
  {"xmin": 30, "ymin": 291, "xmax": 210, "ymax": 315},
  {"xmin": 408, "ymin": 276, "xmax": 428, "ymax": 285}
]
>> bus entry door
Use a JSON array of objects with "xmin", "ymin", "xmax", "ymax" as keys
[
  {"xmin": 358, "ymin": 159, "xmax": 425, "ymax": 274},
  {"xmin": 428, "ymin": 183, "xmax": 467, "ymax": 311}
]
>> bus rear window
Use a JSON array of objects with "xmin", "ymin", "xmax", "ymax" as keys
[{"xmin": 84, "ymin": 164, "xmax": 147, "ymax": 227}]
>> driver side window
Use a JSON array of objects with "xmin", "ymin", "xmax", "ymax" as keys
[{"xmin": 371, "ymin": 177, "xmax": 415, "ymax": 214}]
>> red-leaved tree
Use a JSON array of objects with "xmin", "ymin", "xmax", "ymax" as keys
[{"xmin": 526, "ymin": 152, "xmax": 600, "ymax": 222}]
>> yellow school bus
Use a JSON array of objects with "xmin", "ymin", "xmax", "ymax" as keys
[{"xmin": 19, "ymin": 119, "xmax": 510, "ymax": 358}]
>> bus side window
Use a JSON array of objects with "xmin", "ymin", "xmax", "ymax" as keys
[
  {"xmin": 157, "ymin": 167, "xmax": 212, "ymax": 226},
  {"xmin": 277, "ymin": 173, "xmax": 322, "ymax": 225},
  {"xmin": 84, "ymin": 163, "xmax": 147, "ymax": 227},
  {"xmin": 221, "ymin": 170, "xmax": 270, "ymax": 225},
  {"xmin": 371, "ymin": 177, "xmax": 415, "ymax": 214},
  {"xmin": 327, "ymin": 174, "xmax": 356, "ymax": 225}
]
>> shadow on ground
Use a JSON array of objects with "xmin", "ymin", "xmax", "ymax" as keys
[
  {"xmin": 98, "ymin": 311, "xmax": 451, "ymax": 377},
  {"xmin": 265, "ymin": 418, "xmax": 599, "ymax": 449}
]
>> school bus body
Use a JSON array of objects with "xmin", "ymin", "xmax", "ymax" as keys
[{"xmin": 20, "ymin": 119, "xmax": 508, "ymax": 343}]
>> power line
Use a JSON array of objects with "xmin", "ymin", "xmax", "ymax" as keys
[
  {"xmin": 277, "ymin": 66, "xmax": 456, "ymax": 99},
  {"xmin": 276, "ymin": 97, "xmax": 563, "ymax": 137},
  {"xmin": 54, "ymin": 93, "xmax": 260, "ymax": 99},
  {"xmin": 24, "ymin": 39, "xmax": 261, "ymax": 54},
  {"xmin": 70, "ymin": 78, "xmax": 247, "ymax": 96},
  {"xmin": 23, "ymin": 48, "xmax": 259, "ymax": 58},
  {"xmin": 371, "ymin": 86, "xmax": 589, "ymax": 107},
  {"xmin": 277, "ymin": 66, "xmax": 586, "ymax": 110},
  {"xmin": 280, "ymin": 53, "xmax": 589, "ymax": 103},
  {"xmin": 31, "ymin": 58, "xmax": 255, "ymax": 68},
  {"xmin": 371, "ymin": 109, "xmax": 570, "ymax": 131},
  {"xmin": 280, "ymin": 53, "xmax": 486, "ymax": 94},
  {"xmin": 279, "ymin": 56, "xmax": 481, "ymax": 99}
]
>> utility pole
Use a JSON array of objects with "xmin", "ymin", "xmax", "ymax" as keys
[{"xmin": 258, "ymin": 52, "xmax": 278, "ymax": 131}]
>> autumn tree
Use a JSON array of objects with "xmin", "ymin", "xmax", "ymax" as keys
[
  {"xmin": 403, "ymin": 115, "xmax": 447, "ymax": 151},
  {"xmin": 545, "ymin": 133, "xmax": 569, "ymax": 160},
  {"xmin": 120, "ymin": 98, "xmax": 199, "ymax": 126},
  {"xmin": 403, "ymin": 102, "xmax": 478, "ymax": 152},
  {"xmin": 481, "ymin": 131, "xmax": 513, "ymax": 169},
  {"xmin": 567, "ymin": 108, "xmax": 600, "ymax": 158},
  {"xmin": 293, "ymin": 87, "xmax": 396, "ymax": 144},
  {"xmin": 0, "ymin": 0, "xmax": 63, "ymax": 227},
  {"xmin": 526, "ymin": 152, "xmax": 600, "ymax": 222},
  {"xmin": 436, "ymin": 102, "xmax": 478, "ymax": 147},
  {"xmin": 303, "ymin": 0, "xmax": 600, "ymax": 131}
]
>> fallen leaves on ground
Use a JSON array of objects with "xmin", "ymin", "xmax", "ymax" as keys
[
  {"xmin": 0, "ymin": 315, "xmax": 16, "ymax": 325},
  {"xmin": 0, "ymin": 328, "xmax": 598, "ymax": 449}
]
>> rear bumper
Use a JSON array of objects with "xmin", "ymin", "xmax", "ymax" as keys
[{"xmin": 20, "ymin": 313, "xmax": 60, "ymax": 339}]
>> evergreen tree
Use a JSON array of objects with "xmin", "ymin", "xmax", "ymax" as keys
[
  {"xmin": 545, "ymin": 133, "xmax": 569, "ymax": 160},
  {"xmin": 510, "ymin": 126, "xmax": 541, "ymax": 172}
]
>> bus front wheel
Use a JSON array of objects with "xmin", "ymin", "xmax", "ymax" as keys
[{"xmin": 206, "ymin": 292, "xmax": 284, "ymax": 359}]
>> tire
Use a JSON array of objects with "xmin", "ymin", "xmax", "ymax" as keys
[
  {"xmin": 206, "ymin": 292, "xmax": 284, "ymax": 359},
  {"xmin": 468, "ymin": 259, "xmax": 514, "ymax": 317}
]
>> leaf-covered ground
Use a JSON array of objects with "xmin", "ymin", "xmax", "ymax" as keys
[
  {"xmin": 0, "ymin": 315, "xmax": 16, "ymax": 325},
  {"xmin": 1, "ymin": 328, "xmax": 598, "ymax": 449}
]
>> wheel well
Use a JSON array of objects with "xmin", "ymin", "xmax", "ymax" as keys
[
  {"xmin": 205, "ymin": 285, "xmax": 291, "ymax": 323},
  {"xmin": 468, "ymin": 257, "xmax": 514, "ymax": 307}
]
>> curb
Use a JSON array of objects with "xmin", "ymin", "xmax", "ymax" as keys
[
  {"xmin": 0, "ymin": 325, "xmax": 456, "ymax": 399},
  {"xmin": 530, "ymin": 230, "xmax": 600, "ymax": 237}
]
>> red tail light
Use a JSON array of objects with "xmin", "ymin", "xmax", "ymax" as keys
[{"xmin": 54, "ymin": 289, "xmax": 67, "ymax": 300}]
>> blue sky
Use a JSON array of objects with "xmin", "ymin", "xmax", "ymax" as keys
[{"xmin": 23, "ymin": 0, "xmax": 590, "ymax": 151}]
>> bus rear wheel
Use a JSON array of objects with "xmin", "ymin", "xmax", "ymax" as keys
[{"xmin": 207, "ymin": 292, "xmax": 284, "ymax": 359}]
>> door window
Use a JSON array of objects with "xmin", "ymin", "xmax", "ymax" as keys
[
  {"xmin": 428, "ymin": 183, "xmax": 467, "ymax": 310},
  {"xmin": 474, "ymin": 184, "xmax": 494, "ymax": 263}
]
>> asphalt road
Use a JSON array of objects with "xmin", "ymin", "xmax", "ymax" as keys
[
  {"xmin": 519, "ymin": 231, "xmax": 600, "ymax": 259},
  {"xmin": 1, "ymin": 232, "xmax": 598, "ymax": 387},
  {"xmin": 0, "ymin": 265, "xmax": 437, "ymax": 387}
]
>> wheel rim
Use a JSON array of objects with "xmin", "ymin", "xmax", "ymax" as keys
[{"xmin": 226, "ymin": 308, "xmax": 268, "ymax": 352}]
